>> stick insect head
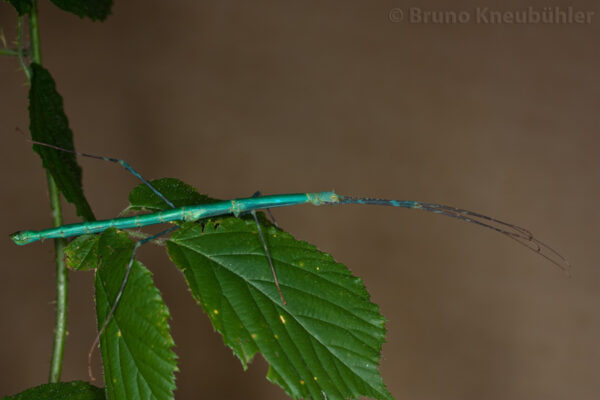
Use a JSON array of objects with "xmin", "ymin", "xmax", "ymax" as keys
[{"xmin": 10, "ymin": 230, "xmax": 39, "ymax": 245}]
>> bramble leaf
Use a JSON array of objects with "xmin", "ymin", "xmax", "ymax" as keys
[
  {"xmin": 29, "ymin": 63, "xmax": 95, "ymax": 221},
  {"xmin": 93, "ymin": 229, "xmax": 177, "ymax": 400},
  {"xmin": 167, "ymin": 218, "xmax": 391, "ymax": 399}
]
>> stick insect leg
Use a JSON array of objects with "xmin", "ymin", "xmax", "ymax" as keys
[
  {"xmin": 250, "ymin": 192, "xmax": 285, "ymax": 305},
  {"xmin": 251, "ymin": 210, "xmax": 286, "ymax": 306},
  {"xmin": 25, "ymin": 137, "xmax": 175, "ymax": 209},
  {"xmin": 88, "ymin": 225, "xmax": 179, "ymax": 380},
  {"xmin": 251, "ymin": 191, "xmax": 279, "ymax": 228}
]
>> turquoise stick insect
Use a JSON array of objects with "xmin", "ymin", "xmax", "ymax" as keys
[{"xmin": 11, "ymin": 140, "xmax": 570, "ymax": 378}]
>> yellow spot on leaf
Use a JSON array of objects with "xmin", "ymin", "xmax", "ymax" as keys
[
  {"xmin": 279, "ymin": 315, "xmax": 286, "ymax": 324},
  {"xmin": 274, "ymin": 334, "xmax": 278, "ymax": 339},
  {"xmin": 213, "ymin": 309, "xmax": 219, "ymax": 315},
  {"xmin": 300, "ymin": 380, "xmax": 305, "ymax": 385},
  {"xmin": 313, "ymin": 376, "xmax": 318, "ymax": 381},
  {"xmin": 117, "ymin": 330, "xmax": 121, "ymax": 337},
  {"xmin": 251, "ymin": 333, "xmax": 258, "ymax": 339},
  {"xmin": 299, "ymin": 261, "xmax": 304, "ymax": 267},
  {"xmin": 316, "ymin": 266, "xmax": 320, "ymax": 271}
]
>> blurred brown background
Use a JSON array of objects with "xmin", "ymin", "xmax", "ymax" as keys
[{"xmin": 1, "ymin": 1, "xmax": 598, "ymax": 399}]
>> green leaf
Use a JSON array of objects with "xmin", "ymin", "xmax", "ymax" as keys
[
  {"xmin": 49, "ymin": 0, "xmax": 113, "ymax": 21},
  {"xmin": 94, "ymin": 229, "xmax": 177, "ymax": 400},
  {"xmin": 29, "ymin": 63, "xmax": 95, "ymax": 221},
  {"xmin": 167, "ymin": 219, "xmax": 392, "ymax": 400},
  {"xmin": 2, "ymin": 380, "xmax": 104, "ymax": 400},
  {"xmin": 125, "ymin": 177, "xmax": 219, "ymax": 213},
  {"xmin": 5, "ymin": 0, "xmax": 32, "ymax": 15},
  {"xmin": 64, "ymin": 234, "xmax": 100, "ymax": 271}
]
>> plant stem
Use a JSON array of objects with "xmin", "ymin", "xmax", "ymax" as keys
[
  {"xmin": 17, "ymin": 16, "xmax": 31, "ymax": 80},
  {"xmin": 27, "ymin": 0, "xmax": 69, "ymax": 383},
  {"xmin": 48, "ymin": 179, "xmax": 68, "ymax": 383},
  {"xmin": 29, "ymin": 2, "xmax": 41, "ymax": 62},
  {"xmin": 0, "ymin": 48, "xmax": 19, "ymax": 56}
]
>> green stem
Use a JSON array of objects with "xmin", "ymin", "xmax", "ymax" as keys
[
  {"xmin": 27, "ymin": 0, "xmax": 69, "ymax": 383},
  {"xmin": 29, "ymin": 2, "xmax": 42, "ymax": 62},
  {"xmin": 48, "ymin": 178, "xmax": 68, "ymax": 383},
  {"xmin": 17, "ymin": 16, "xmax": 31, "ymax": 80},
  {"xmin": 0, "ymin": 48, "xmax": 19, "ymax": 56}
]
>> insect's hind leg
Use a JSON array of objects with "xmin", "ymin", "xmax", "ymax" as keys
[
  {"xmin": 249, "ymin": 191, "xmax": 285, "ymax": 305},
  {"xmin": 251, "ymin": 210, "xmax": 286, "ymax": 305}
]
